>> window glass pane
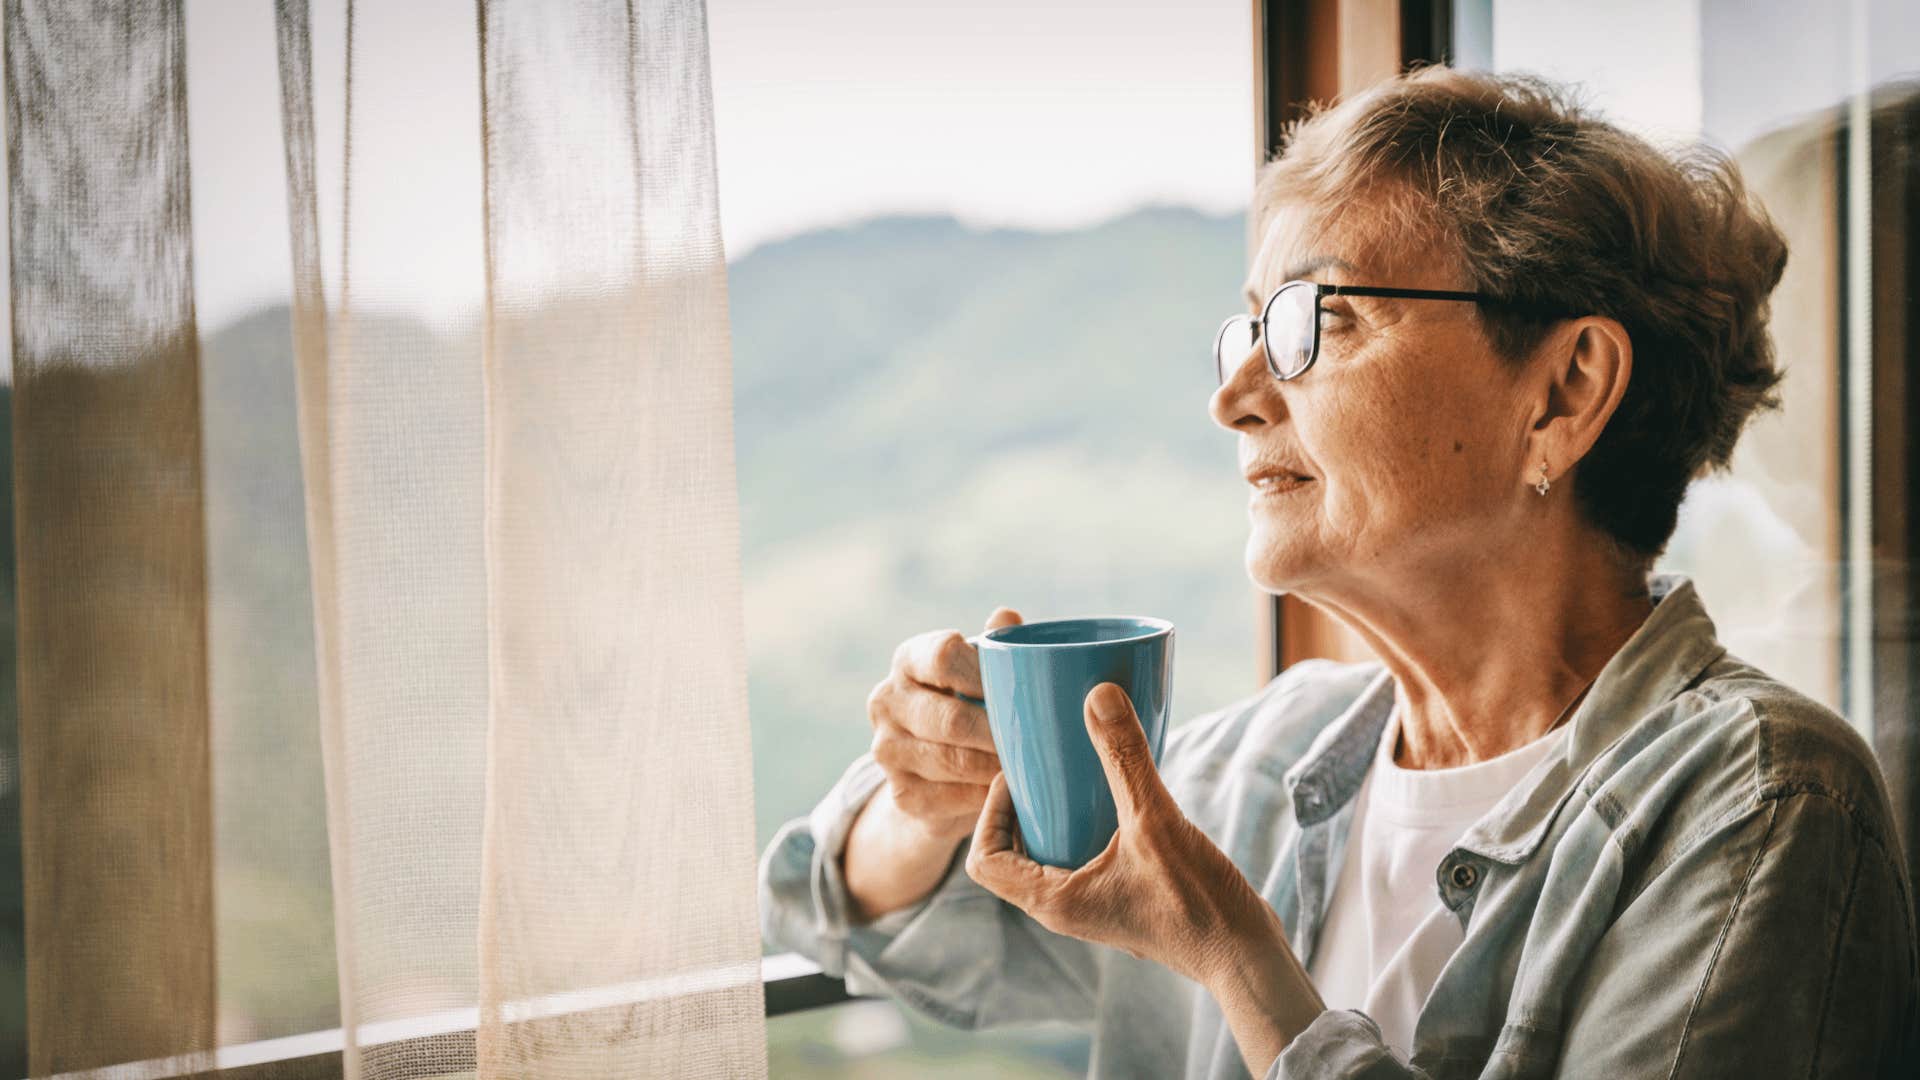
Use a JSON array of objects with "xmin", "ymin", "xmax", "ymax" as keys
[
  {"xmin": 768, "ymin": 1000, "xmax": 1088, "ymax": 1079},
  {"xmin": 0, "ymin": 0, "xmax": 1260, "ymax": 1063},
  {"xmin": 1461, "ymin": 0, "xmax": 1887, "ymax": 715},
  {"xmin": 1463, "ymin": 0, "xmax": 1920, "ymax": 879},
  {"xmin": 710, "ymin": 0, "xmax": 1253, "ymax": 1070}
]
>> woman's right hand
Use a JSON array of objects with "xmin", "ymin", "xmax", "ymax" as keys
[{"xmin": 842, "ymin": 606, "xmax": 1022, "ymax": 923}]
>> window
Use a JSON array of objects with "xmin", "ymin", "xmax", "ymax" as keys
[
  {"xmin": 708, "ymin": 0, "xmax": 1256, "ymax": 1071},
  {"xmin": 0, "ymin": 0, "xmax": 1260, "ymax": 1071},
  {"xmin": 9, "ymin": 3, "xmax": 1905, "ymax": 1075},
  {"xmin": 1453, "ymin": 0, "xmax": 1920, "ymax": 900}
]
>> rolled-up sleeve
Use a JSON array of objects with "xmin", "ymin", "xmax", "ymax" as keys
[
  {"xmin": 758, "ymin": 752, "xmax": 1102, "ymax": 1031},
  {"xmin": 1266, "ymin": 1011, "xmax": 1431, "ymax": 1079}
]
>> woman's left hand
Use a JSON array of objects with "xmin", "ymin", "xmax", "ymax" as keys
[
  {"xmin": 963, "ymin": 682, "xmax": 1291, "ymax": 987},
  {"xmin": 968, "ymin": 682, "xmax": 1326, "ymax": 1073}
]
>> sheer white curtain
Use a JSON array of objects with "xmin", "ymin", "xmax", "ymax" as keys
[
  {"xmin": 6, "ymin": 0, "xmax": 765, "ymax": 1075},
  {"xmin": 471, "ymin": 0, "xmax": 763, "ymax": 1073},
  {"xmin": 276, "ymin": 0, "xmax": 764, "ymax": 1075},
  {"xmin": 6, "ymin": 2, "xmax": 216, "ymax": 1073}
]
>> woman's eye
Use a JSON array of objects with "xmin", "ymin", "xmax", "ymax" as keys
[{"xmin": 1318, "ymin": 304, "xmax": 1354, "ymax": 330}]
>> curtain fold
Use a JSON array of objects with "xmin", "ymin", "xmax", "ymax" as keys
[
  {"xmin": 1, "ymin": 0, "xmax": 759, "ymax": 1070},
  {"xmin": 278, "ymin": 2, "xmax": 490, "ymax": 1073},
  {"xmin": 4, "ymin": 1, "xmax": 218, "ymax": 1074},
  {"xmin": 273, "ymin": 0, "xmax": 361, "ymax": 1059},
  {"xmin": 472, "ymin": 0, "xmax": 763, "ymax": 1073},
  {"xmin": 273, "ymin": 0, "xmax": 764, "ymax": 1075}
]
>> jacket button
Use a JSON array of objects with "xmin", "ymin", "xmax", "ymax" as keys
[{"xmin": 1449, "ymin": 862, "xmax": 1479, "ymax": 890}]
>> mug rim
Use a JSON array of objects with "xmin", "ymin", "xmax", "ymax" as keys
[{"xmin": 977, "ymin": 614, "xmax": 1173, "ymax": 649}]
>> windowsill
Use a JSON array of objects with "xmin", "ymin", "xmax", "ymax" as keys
[{"xmin": 30, "ymin": 953, "xmax": 854, "ymax": 1080}]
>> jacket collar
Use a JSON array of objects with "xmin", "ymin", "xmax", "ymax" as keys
[{"xmin": 1280, "ymin": 573, "xmax": 1728, "ymax": 864}]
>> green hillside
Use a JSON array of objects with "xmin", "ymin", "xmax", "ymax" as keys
[
  {"xmin": 730, "ymin": 206, "xmax": 1260, "ymax": 849},
  {"xmin": 10, "ymin": 203, "xmax": 1260, "ymax": 1058}
]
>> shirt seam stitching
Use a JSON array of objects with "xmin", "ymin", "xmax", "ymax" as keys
[
  {"xmin": 1771, "ymin": 787, "xmax": 1920, "ymax": 1017},
  {"xmin": 1807, "ymin": 832, "xmax": 1864, "ymax": 1076},
  {"xmin": 1620, "ymin": 797, "xmax": 1760, "ymax": 912},
  {"xmin": 1669, "ymin": 795, "xmax": 1779, "ymax": 1080},
  {"xmin": 1757, "ymin": 776, "xmax": 1889, "ymax": 849},
  {"xmin": 1749, "ymin": 693, "xmax": 1897, "ymax": 849},
  {"xmin": 1750, "ymin": 692, "xmax": 1916, "ymax": 973}
]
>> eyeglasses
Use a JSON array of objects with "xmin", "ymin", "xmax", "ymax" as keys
[{"xmin": 1214, "ymin": 280, "xmax": 1499, "ymax": 384}]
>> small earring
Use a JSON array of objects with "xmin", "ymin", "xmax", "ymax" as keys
[{"xmin": 1534, "ymin": 460, "xmax": 1552, "ymax": 496}]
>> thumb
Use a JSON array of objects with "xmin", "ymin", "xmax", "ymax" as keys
[
  {"xmin": 1084, "ymin": 683, "xmax": 1169, "ymax": 823},
  {"xmin": 985, "ymin": 606, "xmax": 1023, "ymax": 631}
]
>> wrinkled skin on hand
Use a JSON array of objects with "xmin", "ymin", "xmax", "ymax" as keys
[{"xmin": 964, "ymin": 682, "xmax": 1291, "ymax": 987}]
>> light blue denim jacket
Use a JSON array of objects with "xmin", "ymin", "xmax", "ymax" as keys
[{"xmin": 759, "ymin": 575, "xmax": 1920, "ymax": 1077}]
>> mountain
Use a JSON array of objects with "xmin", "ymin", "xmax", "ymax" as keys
[
  {"xmin": 725, "ymin": 207, "xmax": 1260, "ymax": 848},
  {"xmin": 730, "ymin": 207, "xmax": 1249, "ymax": 550}
]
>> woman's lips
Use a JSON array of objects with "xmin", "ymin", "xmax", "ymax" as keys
[{"xmin": 1249, "ymin": 475, "xmax": 1314, "ymax": 499}]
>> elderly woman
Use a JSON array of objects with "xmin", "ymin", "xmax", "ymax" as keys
[{"xmin": 759, "ymin": 67, "xmax": 1919, "ymax": 1078}]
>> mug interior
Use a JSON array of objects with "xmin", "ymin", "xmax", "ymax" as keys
[{"xmin": 981, "ymin": 615, "xmax": 1171, "ymax": 647}]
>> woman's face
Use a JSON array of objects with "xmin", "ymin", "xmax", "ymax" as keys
[{"xmin": 1209, "ymin": 202, "xmax": 1539, "ymax": 597}]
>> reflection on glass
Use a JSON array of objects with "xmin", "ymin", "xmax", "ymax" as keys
[
  {"xmin": 1465, "ymin": 0, "xmax": 1903, "ymax": 713},
  {"xmin": 1466, "ymin": 0, "xmax": 1920, "ymax": 889}
]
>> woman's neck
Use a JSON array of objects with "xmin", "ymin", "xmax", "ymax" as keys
[{"xmin": 1302, "ymin": 541, "xmax": 1655, "ymax": 772}]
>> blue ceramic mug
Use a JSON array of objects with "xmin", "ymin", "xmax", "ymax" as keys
[{"xmin": 961, "ymin": 616, "xmax": 1175, "ymax": 869}]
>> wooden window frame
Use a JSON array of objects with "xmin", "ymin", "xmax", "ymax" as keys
[{"xmin": 1253, "ymin": 0, "xmax": 1451, "ymax": 679}]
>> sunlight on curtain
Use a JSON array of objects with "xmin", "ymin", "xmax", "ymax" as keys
[
  {"xmin": 277, "ymin": 0, "xmax": 761, "ymax": 1075},
  {"xmin": 472, "ymin": 0, "xmax": 763, "ymax": 1074},
  {"xmin": 279, "ymin": 1, "xmax": 489, "ymax": 1072}
]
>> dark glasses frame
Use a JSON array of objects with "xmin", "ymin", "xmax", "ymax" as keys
[{"xmin": 1214, "ymin": 280, "xmax": 1501, "ymax": 384}]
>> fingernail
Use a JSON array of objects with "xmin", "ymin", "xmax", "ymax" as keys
[{"xmin": 1092, "ymin": 684, "xmax": 1128, "ymax": 725}]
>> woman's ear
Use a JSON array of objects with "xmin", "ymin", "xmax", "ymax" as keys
[{"xmin": 1531, "ymin": 315, "xmax": 1632, "ymax": 481}]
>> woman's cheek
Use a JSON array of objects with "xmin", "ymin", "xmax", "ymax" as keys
[
  {"xmin": 1317, "ymin": 476, "xmax": 1363, "ymax": 547},
  {"xmin": 1310, "ymin": 421, "xmax": 1373, "ymax": 533}
]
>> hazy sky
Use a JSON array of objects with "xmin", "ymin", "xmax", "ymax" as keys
[
  {"xmin": 705, "ymin": 0, "xmax": 1255, "ymax": 252},
  {"xmin": 5, "ymin": 0, "xmax": 1913, "ymax": 335},
  {"xmin": 158, "ymin": 0, "xmax": 1253, "ymax": 331}
]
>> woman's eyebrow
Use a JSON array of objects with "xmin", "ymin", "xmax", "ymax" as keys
[
  {"xmin": 1281, "ymin": 255, "xmax": 1357, "ymax": 281},
  {"xmin": 1242, "ymin": 255, "xmax": 1361, "ymax": 305}
]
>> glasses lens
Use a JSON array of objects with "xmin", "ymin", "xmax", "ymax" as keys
[
  {"xmin": 1214, "ymin": 315, "xmax": 1257, "ymax": 385},
  {"xmin": 1265, "ymin": 283, "xmax": 1316, "ymax": 379}
]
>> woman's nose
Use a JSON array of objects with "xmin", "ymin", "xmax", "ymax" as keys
[{"xmin": 1209, "ymin": 343, "xmax": 1283, "ymax": 432}]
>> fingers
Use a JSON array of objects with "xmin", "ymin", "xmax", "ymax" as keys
[
  {"xmin": 870, "ymin": 672, "xmax": 995, "ymax": 752},
  {"xmin": 895, "ymin": 628, "xmax": 987, "ymax": 701},
  {"xmin": 965, "ymin": 772, "xmax": 1070, "ymax": 899},
  {"xmin": 885, "ymin": 774, "xmax": 991, "ymax": 823},
  {"xmin": 887, "ymin": 607, "xmax": 1020, "ymax": 705},
  {"xmin": 1084, "ymin": 682, "xmax": 1169, "ymax": 823},
  {"xmin": 871, "ymin": 719, "xmax": 1000, "ymax": 784},
  {"xmin": 970, "ymin": 771, "xmax": 1020, "ymax": 856}
]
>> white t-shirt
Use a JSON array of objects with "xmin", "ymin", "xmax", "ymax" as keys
[{"xmin": 1306, "ymin": 706, "xmax": 1572, "ymax": 1058}]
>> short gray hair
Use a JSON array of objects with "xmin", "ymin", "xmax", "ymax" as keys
[{"xmin": 1255, "ymin": 65, "xmax": 1789, "ymax": 561}]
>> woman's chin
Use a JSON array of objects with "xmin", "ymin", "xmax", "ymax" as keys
[{"xmin": 1245, "ymin": 531, "xmax": 1321, "ymax": 594}]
